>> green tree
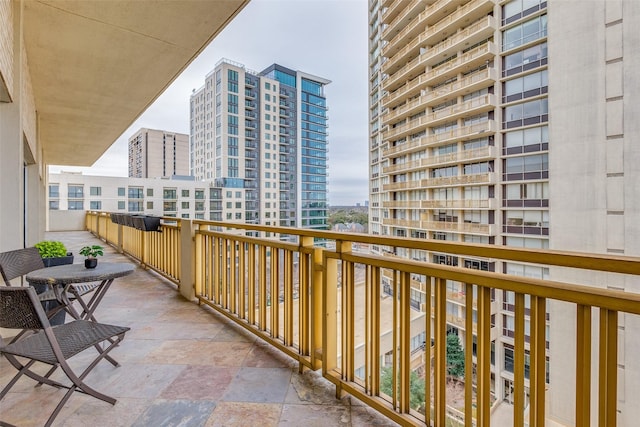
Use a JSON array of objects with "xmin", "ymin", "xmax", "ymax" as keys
[
  {"xmin": 380, "ymin": 366, "xmax": 425, "ymax": 410},
  {"xmin": 446, "ymin": 333, "xmax": 465, "ymax": 378}
]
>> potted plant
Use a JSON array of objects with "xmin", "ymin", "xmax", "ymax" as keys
[
  {"xmin": 79, "ymin": 245, "xmax": 104, "ymax": 269},
  {"xmin": 35, "ymin": 240, "xmax": 74, "ymax": 267}
]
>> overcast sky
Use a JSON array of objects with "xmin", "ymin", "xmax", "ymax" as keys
[{"xmin": 49, "ymin": 0, "xmax": 369, "ymax": 206}]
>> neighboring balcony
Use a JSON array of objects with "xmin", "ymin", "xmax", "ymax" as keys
[
  {"xmin": 383, "ymin": 145, "xmax": 498, "ymax": 174},
  {"xmin": 11, "ymin": 212, "xmax": 639, "ymax": 427},
  {"xmin": 382, "ymin": 94, "xmax": 497, "ymax": 141},
  {"xmin": 383, "ymin": 120, "xmax": 497, "ymax": 157}
]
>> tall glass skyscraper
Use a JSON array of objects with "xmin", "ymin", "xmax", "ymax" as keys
[{"xmin": 190, "ymin": 59, "xmax": 330, "ymax": 230}]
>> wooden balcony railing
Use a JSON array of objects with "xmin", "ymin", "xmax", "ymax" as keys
[{"xmin": 86, "ymin": 211, "xmax": 640, "ymax": 427}]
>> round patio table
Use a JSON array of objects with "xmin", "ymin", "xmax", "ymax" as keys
[{"xmin": 26, "ymin": 262, "xmax": 134, "ymax": 322}]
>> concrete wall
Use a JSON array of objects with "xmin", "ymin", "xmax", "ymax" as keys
[
  {"xmin": 0, "ymin": 1, "xmax": 45, "ymax": 252},
  {"xmin": 548, "ymin": 1, "xmax": 640, "ymax": 425},
  {"xmin": 49, "ymin": 210, "xmax": 86, "ymax": 232}
]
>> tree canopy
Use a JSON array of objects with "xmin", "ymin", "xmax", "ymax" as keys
[
  {"xmin": 446, "ymin": 333, "xmax": 465, "ymax": 378},
  {"xmin": 380, "ymin": 365, "xmax": 425, "ymax": 410},
  {"xmin": 328, "ymin": 209, "xmax": 368, "ymax": 228}
]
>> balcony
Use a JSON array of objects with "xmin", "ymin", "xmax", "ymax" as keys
[
  {"xmin": 0, "ymin": 229, "xmax": 393, "ymax": 426},
  {"xmin": 382, "ymin": 94, "xmax": 497, "ymax": 141},
  {"xmin": 7, "ymin": 212, "xmax": 634, "ymax": 426},
  {"xmin": 383, "ymin": 14, "xmax": 497, "ymax": 79},
  {"xmin": 420, "ymin": 220, "xmax": 494, "ymax": 234},
  {"xmin": 383, "ymin": 120, "xmax": 497, "ymax": 157},
  {"xmin": 420, "ymin": 172, "xmax": 496, "ymax": 188},
  {"xmin": 383, "ymin": 145, "xmax": 498, "ymax": 173},
  {"xmin": 383, "ymin": 66, "xmax": 498, "ymax": 113},
  {"xmin": 383, "ymin": 41, "xmax": 498, "ymax": 94},
  {"xmin": 421, "ymin": 198, "xmax": 498, "ymax": 210}
]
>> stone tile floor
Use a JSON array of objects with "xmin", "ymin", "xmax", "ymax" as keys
[{"xmin": 0, "ymin": 231, "xmax": 398, "ymax": 427}]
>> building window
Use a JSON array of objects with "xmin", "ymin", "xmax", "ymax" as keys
[
  {"xmin": 89, "ymin": 186, "xmax": 101, "ymax": 196},
  {"xmin": 163, "ymin": 188, "xmax": 177, "ymax": 199},
  {"xmin": 182, "ymin": 202, "xmax": 189, "ymax": 209},
  {"xmin": 68, "ymin": 200, "xmax": 84, "ymax": 210},
  {"xmin": 147, "ymin": 201, "xmax": 154, "ymax": 210},
  {"xmin": 181, "ymin": 213, "xmax": 190, "ymax": 219},
  {"xmin": 90, "ymin": 201, "xmax": 102, "ymax": 210},
  {"xmin": 503, "ymin": 42, "xmax": 548, "ymax": 77},
  {"xmin": 503, "ymin": 15, "xmax": 547, "ymax": 51},
  {"xmin": 195, "ymin": 190, "xmax": 205, "ymax": 199},
  {"xmin": 503, "ymin": 98, "xmax": 548, "ymax": 128},
  {"xmin": 128, "ymin": 187, "xmax": 144, "ymax": 199},
  {"xmin": 49, "ymin": 185, "xmax": 60, "ymax": 198},
  {"xmin": 118, "ymin": 187, "xmax": 125, "ymax": 197},
  {"xmin": 503, "ymin": 0, "xmax": 546, "ymax": 25},
  {"xmin": 182, "ymin": 189, "xmax": 190, "ymax": 197},
  {"xmin": 503, "ymin": 70, "xmax": 548, "ymax": 103},
  {"xmin": 503, "ymin": 125, "xmax": 549, "ymax": 155},
  {"xmin": 68, "ymin": 185, "xmax": 83, "ymax": 198},
  {"xmin": 504, "ymin": 153, "xmax": 549, "ymax": 180},
  {"xmin": 128, "ymin": 201, "xmax": 143, "ymax": 212},
  {"xmin": 195, "ymin": 202, "xmax": 204, "ymax": 211},
  {"xmin": 49, "ymin": 200, "xmax": 59, "ymax": 210},
  {"xmin": 163, "ymin": 201, "xmax": 177, "ymax": 212},
  {"xmin": 118, "ymin": 201, "xmax": 125, "ymax": 210},
  {"xmin": 147, "ymin": 188, "xmax": 154, "ymax": 197}
]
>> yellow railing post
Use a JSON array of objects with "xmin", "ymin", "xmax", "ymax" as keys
[
  {"xmin": 178, "ymin": 219, "xmax": 195, "ymax": 300},
  {"xmin": 303, "ymin": 238, "xmax": 323, "ymax": 369},
  {"xmin": 322, "ymin": 247, "xmax": 338, "ymax": 387},
  {"xmin": 433, "ymin": 277, "xmax": 447, "ymax": 426},
  {"xmin": 598, "ymin": 308, "xmax": 618, "ymax": 427},
  {"xmin": 576, "ymin": 304, "xmax": 592, "ymax": 426}
]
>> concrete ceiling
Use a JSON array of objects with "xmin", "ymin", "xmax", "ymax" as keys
[{"xmin": 23, "ymin": 0, "xmax": 249, "ymax": 166}]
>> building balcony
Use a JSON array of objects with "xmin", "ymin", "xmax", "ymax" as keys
[
  {"xmin": 383, "ymin": 145, "xmax": 498, "ymax": 174},
  {"xmin": 382, "ymin": 94, "xmax": 497, "ymax": 141},
  {"xmin": 382, "ymin": 218, "xmax": 421, "ymax": 228},
  {"xmin": 383, "ymin": 66, "xmax": 498, "ymax": 113},
  {"xmin": 381, "ymin": 200, "xmax": 422, "ymax": 209},
  {"xmin": 383, "ymin": 14, "xmax": 497, "ymax": 79},
  {"xmin": 420, "ymin": 220, "xmax": 494, "ymax": 234},
  {"xmin": 384, "ymin": 41, "xmax": 498, "ymax": 94},
  {"xmin": 382, "ymin": 179, "xmax": 423, "ymax": 192},
  {"xmin": 381, "ymin": 0, "xmax": 423, "ymax": 42},
  {"xmin": 383, "ymin": 120, "xmax": 497, "ymax": 158},
  {"xmin": 420, "ymin": 172, "xmax": 496, "ymax": 188},
  {"xmin": 31, "ymin": 212, "xmax": 635, "ymax": 427},
  {"xmin": 421, "ymin": 198, "xmax": 498, "ymax": 210},
  {"xmin": 0, "ymin": 229, "xmax": 393, "ymax": 426}
]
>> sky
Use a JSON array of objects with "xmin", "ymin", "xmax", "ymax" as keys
[{"xmin": 49, "ymin": 0, "xmax": 369, "ymax": 206}]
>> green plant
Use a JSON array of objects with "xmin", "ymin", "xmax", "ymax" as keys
[
  {"xmin": 79, "ymin": 245, "xmax": 104, "ymax": 259},
  {"xmin": 446, "ymin": 333, "xmax": 465, "ymax": 378},
  {"xmin": 380, "ymin": 365, "xmax": 425, "ymax": 410},
  {"xmin": 35, "ymin": 241, "xmax": 68, "ymax": 258}
]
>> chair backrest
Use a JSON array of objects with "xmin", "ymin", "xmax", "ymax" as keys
[
  {"xmin": 0, "ymin": 247, "xmax": 45, "ymax": 286},
  {"xmin": 0, "ymin": 286, "xmax": 46, "ymax": 330}
]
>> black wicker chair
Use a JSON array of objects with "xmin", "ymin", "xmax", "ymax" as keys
[
  {"xmin": 0, "ymin": 286, "xmax": 129, "ymax": 427},
  {"xmin": 0, "ymin": 247, "xmax": 100, "ymax": 323}
]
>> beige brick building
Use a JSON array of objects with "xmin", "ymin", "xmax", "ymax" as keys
[{"xmin": 128, "ymin": 128, "xmax": 189, "ymax": 178}]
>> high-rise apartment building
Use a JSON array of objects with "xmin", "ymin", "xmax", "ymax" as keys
[
  {"xmin": 128, "ymin": 128, "xmax": 189, "ymax": 178},
  {"xmin": 370, "ymin": 0, "xmax": 639, "ymax": 424},
  {"xmin": 190, "ymin": 59, "xmax": 330, "ymax": 230}
]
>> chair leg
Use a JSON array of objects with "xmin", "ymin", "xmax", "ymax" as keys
[{"xmin": 0, "ymin": 357, "xmax": 67, "ymax": 399}]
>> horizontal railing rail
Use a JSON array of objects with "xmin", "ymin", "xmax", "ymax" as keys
[{"xmin": 86, "ymin": 211, "xmax": 640, "ymax": 427}]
